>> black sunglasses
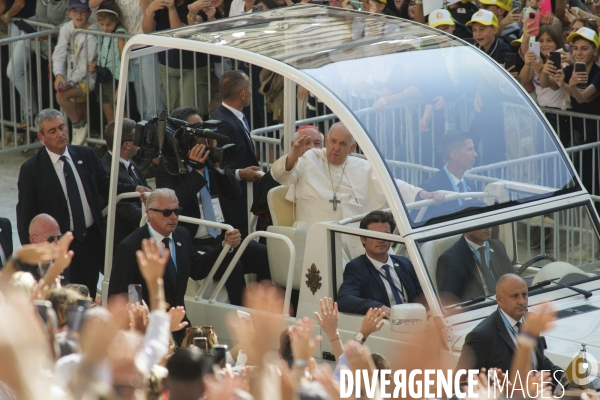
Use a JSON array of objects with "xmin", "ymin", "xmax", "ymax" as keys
[
  {"xmin": 33, "ymin": 234, "xmax": 63, "ymax": 243},
  {"xmin": 149, "ymin": 207, "xmax": 183, "ymax": 217}
]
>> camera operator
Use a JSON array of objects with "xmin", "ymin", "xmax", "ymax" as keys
[{"xmin": 155, "ymin": 107, "xmax": 271, "ymax": 300}]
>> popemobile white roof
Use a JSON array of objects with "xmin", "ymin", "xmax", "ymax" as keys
[{"xmin": 117, "ymin": 4, "xmax": 586, "ymax": 239}]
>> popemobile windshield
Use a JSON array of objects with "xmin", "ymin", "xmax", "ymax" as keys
[{"xmin": 103, "ymin": 4, "xmax": 600, "ymax": 382}]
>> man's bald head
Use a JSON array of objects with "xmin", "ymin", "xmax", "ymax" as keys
[
  {"xmin": 326, "ymin": 123, "xmax": 357, "ymax": 166},
  {"xmin": 29, "ymin": 214, "xmax": 61, "ymax": 244},
  {"xmin": 292, "ymin": 126, "xmax": 323, "ymax": 149},
  {"xmin": 495, "ymin": 274, "xmax": 528, "ymax": 321}
]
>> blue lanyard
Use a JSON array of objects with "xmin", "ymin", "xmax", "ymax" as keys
[
  {"xmin": 147, "ymin": 225, "xmax": 177, "ymax": 268},
  {"xmin": 466, "ymin": 240, "xmax": 491, "ymax": 269},
  {"xmin": 443, "ymin": 166, "xmax": 468, "ymax": 205},
  {"xmin": 377, "ymin": 268, "xmax": 406, "ymax": 302},
  {"xmin": 498, "ymin": 307, "xmax": 519, "ymax": 338},
  {"xmin": 498, "ymin": 307, "xmax": 536, "ymax": 365}
]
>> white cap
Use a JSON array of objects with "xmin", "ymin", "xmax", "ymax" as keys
[{"xmin": 428, "ymin": 9, "xmax": 455, "ymax": 28}]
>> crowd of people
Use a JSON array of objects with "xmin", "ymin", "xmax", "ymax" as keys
[{"xmin": 0, "ymin": 233, "xmax": 588, "ymax": 399}]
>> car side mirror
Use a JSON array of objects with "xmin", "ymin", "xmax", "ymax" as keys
[{"xmin": 390, "ymin": 303, "xmax": 427, "ymax": 333}]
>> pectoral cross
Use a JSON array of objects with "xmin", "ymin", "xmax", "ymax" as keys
[{"xmin": 329, "ymin": 193, "xmax": 341, "ymax": 211}]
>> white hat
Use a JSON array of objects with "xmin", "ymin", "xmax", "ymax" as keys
[
  {"xmin": 466, "ymin": 9, "xmax": 498, "ymax": 27},
  {"xmin": 429, "ymin": 9, "xmax": 455, "ymax": 28}
]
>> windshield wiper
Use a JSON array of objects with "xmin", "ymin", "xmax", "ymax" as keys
[
  {"xmin": 444, "ymin": 295, "xmax": 493, "ymax": 310},
  {"xmin": 528, "ymin": 278, "xmax": 592, "ymax": 298},
  {"xmin": 528, "ymin": 279, "xmax": 557, "ymax": 291},
  {"xmin": 553, "ymin": 281, "xmax": 593, "ymax": 298}
]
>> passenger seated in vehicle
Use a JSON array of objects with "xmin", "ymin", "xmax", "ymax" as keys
[
  {"xmin": 436, "ymin": 227, "xmax": 514, "ymax": 304},
  {"xmin": 420, "ymin": 132, "xmax": 478, "ymax": 220},
  {"xmin": 270, "ymin": 122, "xmax": 444, "ymax": 229},
  {"xmin": 337, "ymin": 211, "xmax": 424, "ymax": 316},
  {"xmin": 251, "ymin": 125, "xmax": 323, "ymax": 233}
]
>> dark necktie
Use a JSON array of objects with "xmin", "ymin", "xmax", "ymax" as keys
[
  {"xmin": 241, "ymin": 114, "xmax": 250, "ymax": 133},
  {"xmin": 162, "ymin": 238, "xmax": 178, "ymax": 288},
  {"xmin": 477, "ymin": 246, "xmax": 496, "ymax": 294},
  {"xmin": 457, "ymin": 181, "xmax": 465, "ymax": 192},
  {"xmin": 60, "ymin": 156, "xmax": 86, "ymax": 241},
  {"xmin": 382, "ymin": 264, "xmax": 403, "ymax": 305},
  {"xmin": 515, "ymin": 321, "xmax": 521, "ymax": 334},
  {"xmin": 127, "ymin": 164, "xmax": 140, "ymax": 185}
]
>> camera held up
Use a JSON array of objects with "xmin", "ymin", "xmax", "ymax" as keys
[{"xmin": 133, "ymin": 110, "xmax": 236, "ymax": 173}]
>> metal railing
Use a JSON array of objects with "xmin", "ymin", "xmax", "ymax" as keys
[{"xmin": 206, "ymin": 231, "xmax": 297, "ymax": 316}]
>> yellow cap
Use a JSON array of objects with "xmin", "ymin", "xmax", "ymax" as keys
[
  {"xmin": 478, "ymin": 0, "xmax": 512, "ymax": 11},
  {"xmin": 429, "ymin": 9, "xmax": 455, "ymax": 28},
  {"xmin": 511, "ymin": 36, "xmax": 523, "ymax": 46},
  {"xmin": 567, "ymin": 27, "xmax": 600, "ymax": 48},
  {"xmin": 466, "ymin": 9, "xmax": 499, "ymax": 27}
]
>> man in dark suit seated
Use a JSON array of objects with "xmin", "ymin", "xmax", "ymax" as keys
[
  {"xmin": 101, "ymin": 118, "xmax": 151, "ymax": 246},
  {"xmin": 0, "ymin": 216, "xmax": 13, "ymax": 270},
  {"xmin": 17, "ymin": 109, "xmax": 149, "ymax": 297},
  {"xmin": 457, "ymin": 274, "xmax": 562, "ymax": 380},
  {"xmin": 420, "ymin": 132, "xmax": 478, "ymax": 220},
  {"xmin": 436, "ymin": 227, "xmax": 514, "ymax": 304},
  {"xmin": 211, "ymin": 70, "xmax": 264, "ymax": 237},
  {"xmin": 156, "ymin": 106, "xmax": 270, "ymax": 286},
  {"xmin": 108, "ymin": 188, "xmax": 244, "ymax": 307},
  {"xmin": 338, "ymin": 211, "xmax": 424, "ymax": 316}
]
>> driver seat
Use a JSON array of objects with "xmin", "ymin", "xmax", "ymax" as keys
[{"xmin": 420, "ymin": 234, "xmax": 462, "ymax": 290}]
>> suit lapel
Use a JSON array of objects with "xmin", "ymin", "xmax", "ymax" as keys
[
  {"xmin": 173, "ymin": 230, "xmax": 189, "ymax": 296},
  {"xmin": 221, "ymin": 106, "xmax": 256, "ymax": 156},
  {"xmin": 458, "ymin": 237, "xmax": 484, "ymax": 287},
  {"xmin": 40, "ymin": 148, "xmax": 69, "ymax": 210},
  {"xmin": 363, "ymin": 255, "xmax": 388, "ymax": 301},
  {"xmin": 495, "ymin": 310, "xmax": 517, "ymax": 352},
  {"xmin": 68, "ymin": 146, "xmax": 94, "ymax": 204}
]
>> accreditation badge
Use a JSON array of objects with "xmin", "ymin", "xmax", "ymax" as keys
[{"xmin": 211, "ymin": 196, "xmax": 225, "ymax": 223}]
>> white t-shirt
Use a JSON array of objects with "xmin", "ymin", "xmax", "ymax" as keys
[{"xmin": 533, "ymin": 70, "xmax": 569, "ymax": 109}]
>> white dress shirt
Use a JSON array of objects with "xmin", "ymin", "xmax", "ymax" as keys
[
  {"xmin": 47, "ymin": 147, "xmax": 94, "ymax": 230},
  {"xmin": 147, "ymin": 224, "xmax": 176, "ymax": 268},
  {"xmin": 366, "ymin": 254, "xmax": 407, "ymax": 305}
]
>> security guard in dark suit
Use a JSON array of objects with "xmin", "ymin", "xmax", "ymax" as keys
[{"xmin": 100, "ymin": 118, "xmax": 151, "ymax": 246}]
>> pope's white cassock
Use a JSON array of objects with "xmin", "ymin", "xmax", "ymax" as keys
[{"xmin": 271, "ymin": 148, "xmax": 422, "ymax": 259}]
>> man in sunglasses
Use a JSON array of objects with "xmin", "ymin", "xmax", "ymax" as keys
[
  {"xmin": 108, "ymin": 188, "xmax": 245, "ymax": 310},
  {"xmin": 25, "ymin": 213, "xmax": 63, "ymax": 280}
]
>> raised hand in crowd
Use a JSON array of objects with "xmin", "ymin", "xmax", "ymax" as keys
[
  {"xmin": 239, "ymin": 282, "xmax": 286, "ymax": 367},
  {"xmin": 129, "ymin": 302, "xmax": 149, "ymax": 334},
  {"xmin": 0, "ymin": 241, "xmax": 57, "ymax": 288},
  {"xmin": 499, "ymin": 7, "xmax": 521, "ymax": 31},
  {"xmin": 359, "ymin": 307, "xmax": 385, "ymax": 339},
  {"xmin": 314, "ymin": 297, "xmax": 343, "ymax": 360},
  {"xmin": 290, "ymin": 317, "xmax": 321, "ymax": 363},
  {"xmin": 168, "ymin": 305, "xmax": 188, "ymax": 332},
  {"xmin": 136, "ymin": 238, "xmax": 169, "ymax": 310},
  {"xmin": 509, "ymin": 301, "xmax": 557, "ymax": 393},
  {"xmin": 42, "ymin": 232, "xmax": 75, "ymax": 285}
]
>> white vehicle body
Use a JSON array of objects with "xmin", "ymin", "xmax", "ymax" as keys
[{"xmin": 103, "ymin": 4, "xmax": 600, "ymax": 378}]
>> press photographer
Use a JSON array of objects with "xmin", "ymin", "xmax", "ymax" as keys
[{"xmin": 142, "ymin": 107, "xmax": 270, "ymax": 306}]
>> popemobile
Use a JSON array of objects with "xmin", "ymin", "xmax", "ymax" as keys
[{"xmin": 103, "ymin": 4, "xmax": 600, "ymax": 390}]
